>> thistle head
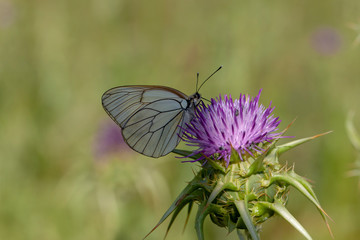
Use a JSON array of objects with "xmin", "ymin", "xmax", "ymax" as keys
[
  {"xmin": 148, "ymin": 90, "xmax": 331, "ymax": 240},
  {"xmin": 182, "ymin": 89, "xmax": 283, "ymax": 166}
]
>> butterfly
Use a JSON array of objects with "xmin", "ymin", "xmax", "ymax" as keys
[{"xmin": 101, "ymin": 66, "xmax": 222, "ymax": 158}]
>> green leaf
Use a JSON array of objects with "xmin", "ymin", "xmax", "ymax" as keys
[
  {"xmin": 269, "ymin": 173, "xmax": 322, "ymax": 212},
  {"xmin": 195, "ymin": 202, "xmax": 207, "ymax": 240},
  {"xmin": 276, "ymin": 132, "xmax": 332, "ymax": 156},
  {"xmin": 144, "ymin": 172, "xmax": 206, "ymax": 239},
  {"xmin": 165, "ymin": 189, "xmax": 202, "ymax": 239},
  {"xmin": 183, "ymin": 202, "xmax": 194, "ymax": 233},
  {"xmin": 206, "ymin": 171, "xmax": 240, "ymax": 206},
  {"xmin": 245, "ymin": 153, "xmax": 266, "ymax": 177},
  {"xmin": 227, "ymin": 216, "xmax": 237, "ymax": 234},
  {"xmin": 263, "ymin": 147, "xmax": 280, "ymax": 168},
  {"xmin": 247, "ymin": 139, "xmax": 280, "ymax": 174},
  {"xmin": 230, "ymin": 146, "xmax": 242, "ymax": 163},
  {"xmin": 287, "ymin": 171, "xmax": 319, "ymax": 203},
  {"xmin": 287, "ymin": 171, "xmax": 333, "ymax": 237},
  {"xmin": 206, "ymin": 180, "xmax": 225, "ymax": 205},
  {"xmin": 195, "ymin": 202, "xmax": 227, "ymax": 240},
  {"xmin": 268, "ymin": 173, "xmax": 333, "ymax": 237},
  {"xmin": 234, "ymin": 199, "xmax": 260, "ymax": 240},
  {"xmin": 207, "ymin": 158, "xmax": 226, "ymax": 173},
  {"xmin": 172, "ymin": 149, "xmax": 201, "ymax": 159},
  {"xmin": 173, "ymin": 149, "xmax": 227, "ymax": 173},
  {"xmin": 257, "ymin": 200, "xmax": 312, "ymax": 240}
]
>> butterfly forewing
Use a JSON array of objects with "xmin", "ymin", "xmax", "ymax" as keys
[{"xmin": 102, "ymin": 86, "xmax": 192, "ymax": 158}]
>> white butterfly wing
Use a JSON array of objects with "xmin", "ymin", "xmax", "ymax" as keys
[{"xmin": 102, "ymin": 86, "xmax": 192, "ymax": 158}]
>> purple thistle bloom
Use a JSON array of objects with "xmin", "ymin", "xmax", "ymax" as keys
[
  {"xmin": 94, "ymin": 120, "xmax": 131, "ymax": 161},
  {"xmin": 182, "ymin": 89, "xmax": 282, "ymax": 166},
  {"xmin": 310, "ymin": 27, "xmax": 342, "ymax": 56}
]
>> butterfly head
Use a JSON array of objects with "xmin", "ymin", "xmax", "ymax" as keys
[
  {"xmin": 188, "ymin": 92, "xmax": 202, "ymax": 108},
  {"xmin": 193, "ymin": 65, "xmax": 222, "ymax": 107},
  {"xmin": 194, "ymin": 92, "xmax": 201, "ymax": 101}
]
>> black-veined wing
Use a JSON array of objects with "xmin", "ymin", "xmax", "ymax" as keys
[{"xmin": 102, "ymin": 86, "xmax": 194, "ymax": 158}]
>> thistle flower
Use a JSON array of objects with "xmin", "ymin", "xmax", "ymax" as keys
[
  {"xmin": 94, "ymin": 120, "xmax": 131, "ymax": 161},
  {"xmin": 147, "ymin": 90, "xmax": 332, "ymax": 240},
  {"xmin": 182, "ymin": 89, "xmax": 282, "ymax": 166},
  {"xmin": 310, "ymin": 27, "xmax": 342, "ymax": 55}
]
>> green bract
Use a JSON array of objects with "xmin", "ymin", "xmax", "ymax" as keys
[{"xmin": 145, "ymin": 130, "xmax": 332, "ymax": 240}]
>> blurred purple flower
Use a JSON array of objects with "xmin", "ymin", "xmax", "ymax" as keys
[
  {"xmin": 0, "ymin": 1, "xmax": 16, "ymax": 28},
  {"xmin": 310, "ymin": 27, "xmax": 342, "ymax": 55},
  {"xmin": 182, "ymin": 90, "xmax": 283, "ymax": 166},
  {"xmin": 94, "ymin": 120, "xmax": 131, "ymax": 160}
]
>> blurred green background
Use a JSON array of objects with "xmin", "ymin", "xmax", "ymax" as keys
[{"xmin": 1, "ymin": 0, "xmax": 360, "ymax": 239}]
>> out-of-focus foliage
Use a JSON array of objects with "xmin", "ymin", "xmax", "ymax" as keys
[
  {"xmin": 0, "ymin": 0, "xmax": 359, "ymax": 239},
  {"xmin": 346, "ymin": 112, "xmax": 360, "ymax": 188}
]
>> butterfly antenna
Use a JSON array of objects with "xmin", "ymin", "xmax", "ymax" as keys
[
  {"xmin": 196, "ymin": 72, "xmax": 200, "ymax": 92},
  {"xmin": 197, "ymin": 65, "xmax": 222, "ymax": 92},
  {"xmin": 201, "ymin": 97, "xmax": 211, "ymax": 103}
]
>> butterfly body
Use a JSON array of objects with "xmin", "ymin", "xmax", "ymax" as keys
[{"xmin": 102, "ymin": 85, "xmax": 201, "ymax": 158}]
